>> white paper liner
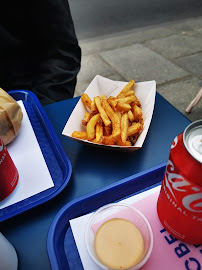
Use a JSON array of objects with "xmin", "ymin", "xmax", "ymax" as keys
[{"xmin": 0, "ymin": 101, "xmax": 54, "ymax": 209}]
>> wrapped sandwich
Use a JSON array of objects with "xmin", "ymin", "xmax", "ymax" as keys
[{"xmin": 0, "ymin": 88, "xmax": 23, "ymax": 145}]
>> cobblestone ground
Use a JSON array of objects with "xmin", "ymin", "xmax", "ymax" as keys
[{"xmin": 75, "ymin": 17, "xmax": 202, "ymax": 122}]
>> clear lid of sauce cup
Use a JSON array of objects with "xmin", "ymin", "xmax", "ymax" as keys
[{"xmin": 85, "ymin": 203, "xmax": 153, "ymax": 270}]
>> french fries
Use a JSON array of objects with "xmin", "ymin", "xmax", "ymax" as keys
[
  {"xmin": 101, "ymin": 97, "xmax": 121, "ymax": 138},
  {"xmin": 81, "ymin": 93, "xmax": 92, "ymax": 110},
  {"xmin": 94, "ymin": 123, "xmax": 104, "ymax": 143},
  {"xmin": 82, "ymin": 112, "xmax": 91, "ymax": 126},
  {"xmin": 72, "ymin": 79, "xmax": 144, "ymax": 146},
  {"xmin": 86, "ymin": 113, "xmax": 101, "ymax": 140},
  {"xmin": 116, "ymin": 79, "xmax": 135, "ymax": 98},
  {"xmin": 72, "ymin": 131, "xmax": 88, "ymax": 140},
  {"xmin": 94, "ymin": 96, "xmax": 111, "ymax": 126},
  {"xmin": 121, "ymin": 113, "xmax": 129, "ymax": 143}
]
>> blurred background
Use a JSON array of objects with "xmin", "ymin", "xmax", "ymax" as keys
[{"xmin": 69, "ymin": 0, "xmax": 202, "ymax": 122}]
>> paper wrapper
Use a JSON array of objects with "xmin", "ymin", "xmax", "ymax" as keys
[
  {"xmin": 62, "ymin": 75, "xmax": 156, "ymax": 151},
  {"xmin": 0, "ymin": 88, "xmax": 23, "ymax": 145}
]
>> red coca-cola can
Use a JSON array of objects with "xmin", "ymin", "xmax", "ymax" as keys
[
  {"xmin": 0, "ymin": 137, "xmax": 19, "ymax": 201},
  {"xmin": 157, "ymin": 120, "xmax": 202, "ymax": 245}
]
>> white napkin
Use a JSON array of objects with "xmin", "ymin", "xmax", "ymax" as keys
[{"xmin": 0, "ymin": 101, "xmax": 54, "ymax": 209}]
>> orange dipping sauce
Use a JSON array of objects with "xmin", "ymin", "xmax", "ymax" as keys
[{"xmin": 94, "ymin": 218, "xmax": 144, "ymax": 270}]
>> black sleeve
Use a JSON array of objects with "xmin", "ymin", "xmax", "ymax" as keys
[
  {"xmin": 0, "ymin": 0, "xmax": 81, "ymax": 104},
  {"xmin": 29, "ymin": 0, "xmax": 81, "ymax": 104}
]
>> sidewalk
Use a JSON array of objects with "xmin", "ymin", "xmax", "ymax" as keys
[{"xmin": 75, "ymin": 16, "xmax": 202, "ymax": 122}]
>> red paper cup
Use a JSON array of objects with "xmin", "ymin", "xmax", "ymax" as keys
[{"xmin": 0, "ymin": 137, "xmax": 19, "ymax": 201}]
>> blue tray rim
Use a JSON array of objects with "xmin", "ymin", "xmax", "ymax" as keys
[
  {"xmin": 47, "ymin": 162, "xmax": 167, "ymax": 270},
  {"xmin": 0, "ymin": 90, "xmax": 72, "ymax": 222}
]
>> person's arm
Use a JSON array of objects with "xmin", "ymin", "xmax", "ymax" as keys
[{"xmin": 28, "ymin": 0, "xmax": 81, "ymax": 104}]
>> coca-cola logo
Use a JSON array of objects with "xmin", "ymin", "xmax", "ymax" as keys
[
  {"xmin": 171, "ymin": 136, "xmax": 178, "ymax": 149},
  {"xmin": 165, "ymin": 160, "xmax": 202, "ymax": 213},
  {"xmin": 183, "ymin": 193, "xmax": 202, "ymax": 212}
]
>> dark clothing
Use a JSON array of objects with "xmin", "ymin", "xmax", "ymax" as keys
[{"xmin": 0, "ymin": 0, "xmax": 81, "ymax": 105}]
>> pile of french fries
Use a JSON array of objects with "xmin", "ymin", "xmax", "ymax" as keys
[{"xmin": 72, "ymin": 80, "xmax": 144, "ymax": 146}]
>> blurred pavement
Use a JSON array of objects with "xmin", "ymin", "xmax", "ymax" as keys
[{"xmin": 74, "ymin": 16, "xmax": 202, "ymax": 122}]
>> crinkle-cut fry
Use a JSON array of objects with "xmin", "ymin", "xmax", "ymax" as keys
[
  {"xmin": 115, "ymin": 95, "xmax": 137, "ymax": 104},
  {"xmin": 101, "ymin": 98, "xmax": 121, "ymax": 137},
  {"xmin": 94, "ymin": 96, "xmax": 111, "ymax": 127},
  {"xmin": 86, "ymin": 113, "xmax": 101, "ymax": 140},
  {"xmin": 117, "ymin": 90, "xmax": 135, "ymax": 98},
  {"xmin": 82, "ymin": 112, "xmax": 91, "ymax": 126},
  {"xmin": 128, "ymin": 122, "xmax": 143, "ymax": 137},
  {"xmin": 116, "ymin": 102, "xmax": 131, "ymax": 112},
  {"xmin": 128, "ymin": 110, "xmax": 135, "ymax": 122},
  {"xmin": 72, "ymin": 131, "xmax": 88, "ymax": 140},
  {"xmin": 133, "ymin": 104, "xmax": 143, "ymax": 122},
  {"xmin": 116, "ymin": 79, "xmax": 135, "ymax": 98},
  {"xmin": 121, "ymin": 113, "xmax": 129, "ymax": 143},
  {"xmin": 107, "ymin": 96, "xmax": 117, "ymax": 111},
  {"xmin": 81, "ymin": 93, "xmax": 92, "ymax": 110}
]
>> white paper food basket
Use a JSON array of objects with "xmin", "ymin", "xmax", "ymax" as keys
[{"xmin": 62, "ymin": 75, "xmax": 156, "ymax": 151}]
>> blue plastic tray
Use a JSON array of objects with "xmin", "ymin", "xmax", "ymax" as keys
[
  {"xmin": 47, "ymin": 162, "xmax": 166, "ymax": 270},
  {"xmin": 0, "ymin": 90, "xmax": 72, "ymax": 222}
]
